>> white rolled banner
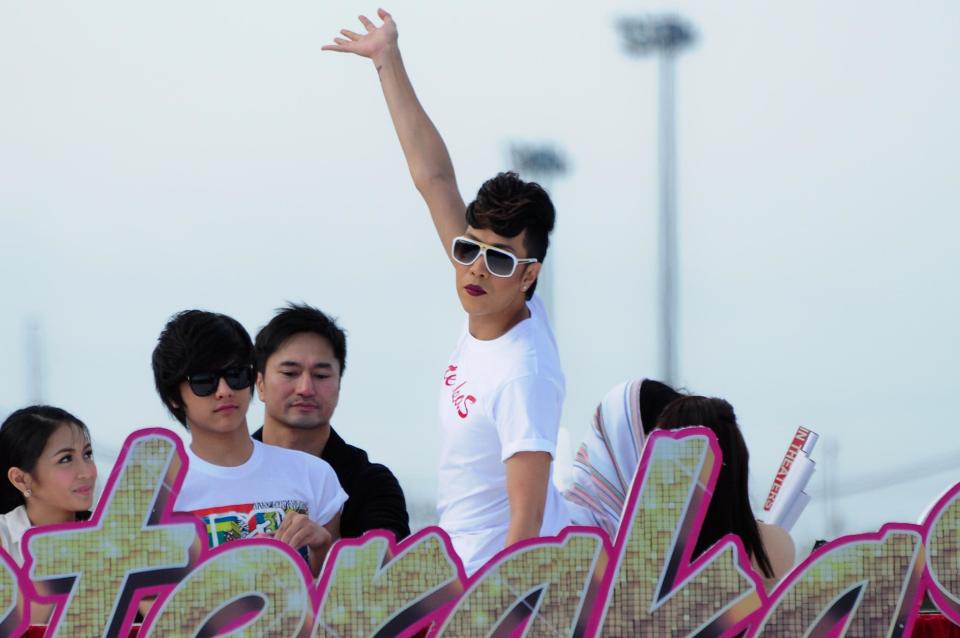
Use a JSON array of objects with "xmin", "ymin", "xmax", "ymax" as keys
[{"xmin": 762, "ymin": 427, "xmax": 819, "ymax": 530}]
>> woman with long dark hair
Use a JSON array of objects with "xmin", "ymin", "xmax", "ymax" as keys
[
  {"xmin": 0, "ymin": 405, "xmax": 98, "ymax": 565},
  {"xmin": 656, "ymin": 395, "xmax": 795, "ymax": 586},
  {"xmin": 566, "ymin": 383, "xmax": 794, "ymax": 588}
]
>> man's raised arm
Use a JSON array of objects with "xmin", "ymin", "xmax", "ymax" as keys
[{"xmin": 323, "ymin": 9, "xmax": 466, "ymax": 256}]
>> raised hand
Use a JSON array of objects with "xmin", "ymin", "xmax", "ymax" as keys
[
  {"xmin": 321, "ymin": 8, "xmax": 398, "ymax": 62},
  {"xmin": 321, "ymin": 8, "xmax": 468, "ymax": 253}
]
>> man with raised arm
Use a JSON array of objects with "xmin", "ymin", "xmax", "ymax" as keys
[{"xmin": 324, "ymin": 10, "xmax": 569, "ymax": 575}]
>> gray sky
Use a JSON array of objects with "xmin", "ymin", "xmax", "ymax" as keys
[{"xmin": 2, "ymin": 0, "xmax": 958, "ymax": 549}]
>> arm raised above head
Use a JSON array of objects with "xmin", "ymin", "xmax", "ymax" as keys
[{"xmin": 323, "ymin": 9, "xmax": 467, "ymax": 260}]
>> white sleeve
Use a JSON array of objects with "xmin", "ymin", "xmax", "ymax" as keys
[
  {"xmin": 309, "ymin": 459, "xmax": 349, "ymax": 526},
  {"xmin": 491, "ymin": 374, "xmax": 563, "ymax": 462},
  {"xmin": 0, "ymin": 517, "xmax": 13, "ymax": 558}
]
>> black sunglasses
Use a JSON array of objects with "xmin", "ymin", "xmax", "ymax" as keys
[{"xmin": 186, "ymin": 365, "xmax": 254, "ymax": 397}]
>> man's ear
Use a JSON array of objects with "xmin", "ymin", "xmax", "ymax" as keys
[
  {"xmin": 256, "ymin": 371, "xmax": 265, "ymax": 401},
  {"xmin": 521, "ymin": 262, "xmax": 541, "ymax": 290}
]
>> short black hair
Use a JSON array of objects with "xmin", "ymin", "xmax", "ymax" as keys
[
  {"xmin": 151, "ymin": 310, "xmax": 254, "ymax": 427},
  {"xmin": 255, "ymin": 303, "xmax": 347, "ymax": 377},
  {"xmin": 639, "ymin": 379, "xmax": 684, "ymax": 435},
  {"xmin": 465, "ymin": 171, "xmax": 556, "ymax": 300}
]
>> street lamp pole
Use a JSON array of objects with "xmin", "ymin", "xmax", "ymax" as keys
[
  {"xmin": 616, "ymin": 16, "xmax": 694, "ymax": 386},
  {"xmin": 26, "ymin": 317, "xmax": 44, "ymax": 404}
]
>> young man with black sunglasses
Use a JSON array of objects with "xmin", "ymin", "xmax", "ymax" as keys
[
  {"xmin": 151, "ymin": 310, "xmax": 347, "ymax": 576},
  {"xmin": 324, "ymin": 11, "xmax": 569, "ymax": 575}
]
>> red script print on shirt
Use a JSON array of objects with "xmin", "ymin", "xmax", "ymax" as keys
[{"xmin": 444, "ymin": 365, "xmax": 476, "ymax": 419}]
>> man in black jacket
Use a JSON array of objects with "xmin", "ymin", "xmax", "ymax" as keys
[{"xmin": 252, "ymin": 303, "xmax": 410, "ymax": 541}]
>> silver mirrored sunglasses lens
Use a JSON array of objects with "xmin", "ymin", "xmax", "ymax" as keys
[
  {"xmin": 484, "ymin": 249, "xmax": 516, "ymax": 277},
  {"xmin": 453, "ymin": 239, "xmax": 481, "ymax": 265}
]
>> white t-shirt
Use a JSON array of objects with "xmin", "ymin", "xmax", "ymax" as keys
[
  {"xmin": 176, "ymin": 439, "xmax": 348, "ymax": 549},
  {"xmin": 0, "ymin": 505, "xmax": 31, "ymax": 565},
  {"xmin": 436, "ymin": 294, "xmax": 569, "ymax": 574}
]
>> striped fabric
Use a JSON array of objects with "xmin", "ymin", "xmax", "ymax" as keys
[{"xmin": 564, "ymin": 380, "xmax": 646, "ymax": 539}]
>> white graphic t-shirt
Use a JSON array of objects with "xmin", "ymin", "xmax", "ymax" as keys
[
  {"xmin": 437, "ymin": 294, "xmax": 569, "ymax": 574},
  {"xmin": 176, "ymin": 439, "xmax": 347, "ymax": 550}
]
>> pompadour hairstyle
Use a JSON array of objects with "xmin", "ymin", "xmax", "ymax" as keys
[
  {"xmin": 465, "ymin": 171, "xmax": 556, "ymax": 300},
  {"xmin": 151, "ymin": 310, "xmax": 254, "ymax": 427}
]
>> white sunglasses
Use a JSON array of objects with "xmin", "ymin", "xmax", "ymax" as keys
[{"xmin": 450, "ymin": 236, "xmax": 538, "ymax": 277}]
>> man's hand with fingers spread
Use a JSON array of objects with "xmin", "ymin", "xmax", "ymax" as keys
[
  {"xmin": 322, "ymin": 8, "xmax": 398, "ymax": 65},
  {"xmin": 321, "ymin": 7, "xmax": 468, "ymax": 252}
]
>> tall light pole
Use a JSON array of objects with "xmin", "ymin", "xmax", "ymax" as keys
[
  {"xmin": 26, "ymin": 317, "xmax": 44, "ymax": 404},
  {"xmin": 616, "ymin": 16, "xmax": 695, "ymax": 386},
  {"xmin": 509, "ymin": 144, "xmax": 569, "ymax": 323}
]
